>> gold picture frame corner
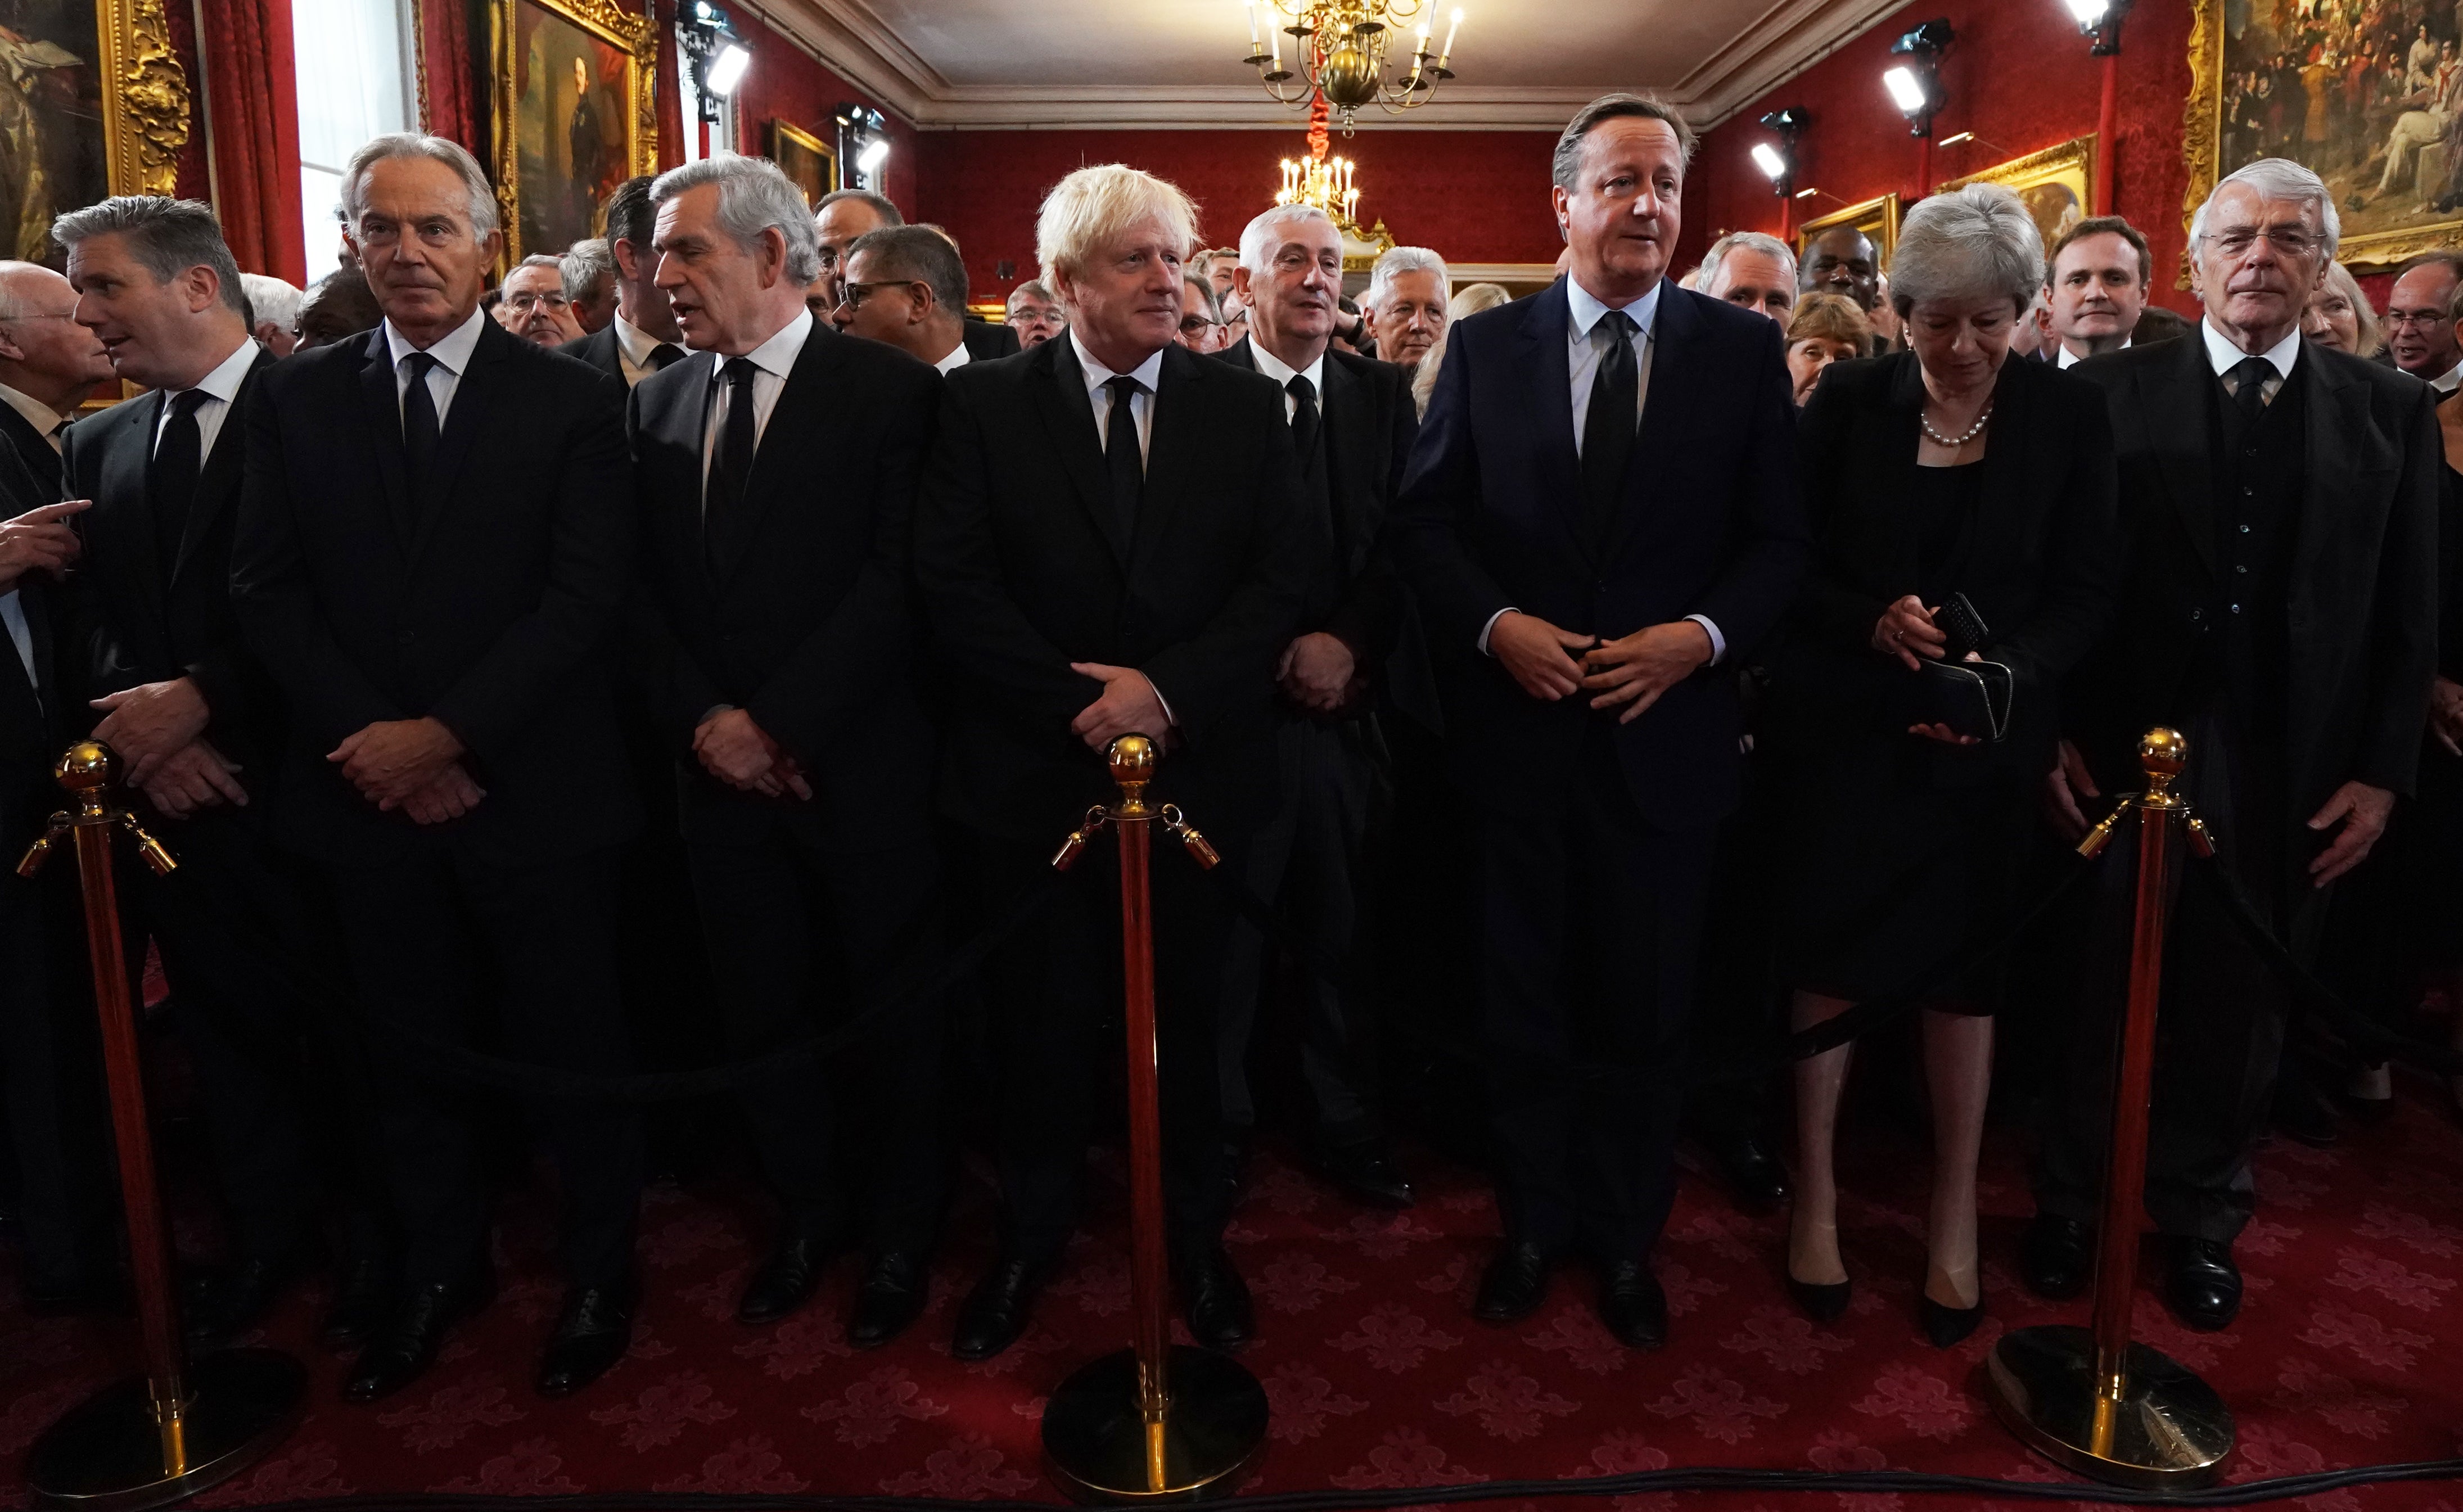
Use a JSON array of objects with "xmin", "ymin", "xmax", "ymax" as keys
[
  {"xmin": 1797, "ymin": 192, "xmax": 1902, "ymax": 263},
  {"xmin": 490, "ymin": 0, "xmax": 660, "ymax": 267},
  {"xmin": 99, "ymin": 0, "xmax": 191, "ymax": 199}
]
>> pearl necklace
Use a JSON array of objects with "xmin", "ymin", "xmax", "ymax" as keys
[{"xmin": 1920, "ymin": 404, "xmax": 1993, "ymax": 447}]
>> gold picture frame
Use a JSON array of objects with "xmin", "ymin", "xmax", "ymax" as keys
[
  {"xmin": 1797, "ymin": 193, "xmax": 1902, "ymax": 267},
  {"xmin": 99, "ymin": 0, "xmax": 188, "ymax": 199},
  {"xmin": 768, "ymin": 119, "xmax": 837, "ymax": 210},
  {"xmin": 490, "ymin": 0, "xmax": 658, "ymax": 267},
  {"xmin": 1938, "ymin": 134, "xmax": 2097, "ymax": 252},
  {"xmin": 3, "ymin": 0, "xmax": 188, "ymax": 267},
  {"xmin": 2182, "ymin": 0, "xmax": 2460, "ymax": 272}
]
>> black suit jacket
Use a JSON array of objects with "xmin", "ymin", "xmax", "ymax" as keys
[
  {"xmin": 916, "ymin": 335, "xmax": 1316, "ymax": 843},
  {"xmin": 1768, "ymin": 350, "xmax": 2119, "ymax": 778},
  {"xmin": 962, "ymin": 318, "xmax": 1021, "ymax": 363},
  {"xmin": 1392, "ymin": 277, "xmax": 1810, "ymax": 827},
  {"xmin": 1211, "ymin": 335, "xmax": 1436, "ymax": 730},
  {"xmin": 2067, "ymin": 332, "xmax": 2440, "ymax": 809},
  {"xmin": 60, "ymin": 348, "xmax": 286, "ymax": 784},
  {"xmin": 0, "ymin": 403, "xmax": 62, "ymax": 835},
  {"xmin": 558, "ymin": 323, "xmax": 625, "ymax": 384},
  {"xmin": 629, "ymin": 319, "xmax": 940, "ymax": 850},
  {"xmin": 232, "ymin": 317, "xmax": 642, "ymax": 865}
]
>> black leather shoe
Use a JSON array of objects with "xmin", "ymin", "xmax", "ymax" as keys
[
  {"xmin": 322, "ymin": 1257, "xmax": 398, "ymax": 1349},
  {"xmin": 847, "ymin": 1251, "xmax": 930, "ymax": 1349},
  {"xmin": 1179, "ymin": 1247, "xmax": 1254, "ymax": 1352},
  {"xmin": 1702, "ymin": 1135, "xmax": 1791, "ymax": 1212},
  {"xmin": 1598, "ymin": 1260, "xmax": 1666, "ymax": 1348},
  {"xmin": 536, "ymin": 1283, "xmax": 634, "ymax": 1398},
  {"xmin": 737, "ymin": 1234, "xmax": 837, "ymax": 1325},
  {"xmin": 2164, "ymin": 1238, "xmax": 2242, "ymax": 1332},
  {"xmin": 950, "ymin": 1255, "xmax": 1049, "ymax": 1361},
  {"xmin": 2020, "ymin": 1213, "xmax": 2094, "ymax": 1300},
  {"xmin": 1473, "ymin": 1239, "xmax": 1560, "ymax": 1323},
  {"xmin": 184, "ymin": 1256, "xmax": 299, "ymax": 1349},
  {"xmin": 1786, "ymin": 1274, "xmax": 1852, "ymax": 1324},
  {"xmin": 1312, "ymin": 1135, "xmax": 1415, "ymax": 1209},
  {"xmin": 344, "ymin": 1271, "xmax": 494, "ymax": 1403},
  {"xmin": 1919, "ymin": 1292, "xmax": 1983, "ymax": 1348}
]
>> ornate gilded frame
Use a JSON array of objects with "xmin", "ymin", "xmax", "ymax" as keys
[
  {"xmin": 1938, "ymin": 135, "xmax": 2096, "ymax": 218},
  {"xmin": 489, "ymin": 0, "xmax": 658, "ymax": 265},
  {"xmin": 767, "ymin": 119, "xmax": 838, "ymax": 209},
  {"xmin": 1797, "ymin": 192, "xmax": 1901, "ymax": 267},
  {"xmin": 98, "ymin": 0, "xmax": 189, "ymax": 197}
]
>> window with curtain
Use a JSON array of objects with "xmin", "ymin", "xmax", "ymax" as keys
[{"xmin": 294, "ymin": 0, "xmax": 417, "ymax": 282}]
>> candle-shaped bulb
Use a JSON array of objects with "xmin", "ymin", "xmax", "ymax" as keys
[
  {"xmin": 1247, "ymin": 1, "xmax": 1261, "ymax": 49},
  {"xmin": 1441, "ymin": 7, "xmax": 1461, "ymax": 60}
]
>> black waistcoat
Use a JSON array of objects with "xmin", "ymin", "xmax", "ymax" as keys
[{"xmin": 2206, "ymin": 364, "xmax": 2307, "ymax": 739}]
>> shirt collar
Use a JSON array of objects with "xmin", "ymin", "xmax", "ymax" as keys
[
  {"xmin": 2055, "ymin": 335, "xmax": 2130, "ymax": 369},
  {"xmin": 1070, "ymin": 327, "xmax": 1166, "ymax": 399},
  {"xmin": 2433, "ymin": 356, "xmax": 2463, "ymax": 394},
  {"xmin": 2201, "ymin": 317, "xmax": 2302, "ymax": 382},
  {"xmin": 0, "ymin": 381, "xmax": 66, "ymax": 446},
  {"xmin": 384, "ymin": 305, "xmax": 488, "ymax": 375},
  {"xmin": 1565, "ymin": 275, "xmax": 1663, "ymax": 343},
  {"xmin": 715, "ymin": 308, "xmax": 812, "ymax": 383},
  {"xmin": 1246, "ymin": 336, "xmax": 1325, "ymax": 396},
  {"xmin": 611, "ymin": 314, "xmax": 661, "ymax": 370},
  {"xmin": 933, "ymin": 338, "xmax": 971, "ymax": 375},
  {"xmin": 178, "ymin": 337, "xmax": 258, "ymax": 405}
]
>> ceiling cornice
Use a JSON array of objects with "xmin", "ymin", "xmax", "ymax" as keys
[{"xmin": 741, "ymin": 0, "xmax": 1913, "ymax": 134}]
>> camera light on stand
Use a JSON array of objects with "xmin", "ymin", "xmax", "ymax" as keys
[
  {"xmin": 705, "ymin": 42, "xmax": 751, "ymax": 97},
  {"xmin": 1750, "ymin": 142, "xmax": 1788, "ymax": 182},
  {"xmin": 1882, "ymin": 65, "xmax": 1928, "ymax": 115},
  {"xmin": 856, "ymin": 135, "xmax": 891, "ymax": 175},
  {"xmin": 2065, "ymin": 0, "xmax": 2109, "ymax": 23}
]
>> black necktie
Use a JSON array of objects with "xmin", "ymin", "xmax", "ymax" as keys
[
  {"xmin": 649, "ymin": 342, "xmax": 684, "ymax": 372},
  {"xmin": 150, "ymin": 387, "xmax": 211, "ymax": 571},
  {"xmin": 1579, "ymin": 309, "xmax": 1640, "ymax": 553},
  {"xmin": 2226, "ymin": 354, "xmax": 2275, "ymax": 423},
  {"xmin": 1285, "ymin": 374, "xmax": 1320, "ymax": 474},
  {"xmin": 400, "ymin": 351, "xmax": 440, "ymax": 482},
  {"xmin": 1103, "ymin": 374, "xmax": 1144, "ymax": 538},
  {"xmin": 705, "ymin": 357, "xmax": 759, "ymax": 568}
]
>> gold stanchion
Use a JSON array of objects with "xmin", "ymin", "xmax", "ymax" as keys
[
  {"xmin": 17, "ymin": 741, "xmax": 305, "ymax": 1510},
  {"xmin": 1041, "ymin": 735, "xmax": 1268, "ymax": 1502},
  {"xmin": 1984, "ymin": 728, "xmax": 2234, "ymax": 1490}
]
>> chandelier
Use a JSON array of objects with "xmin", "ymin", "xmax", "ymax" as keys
[
  {"xmin": 1242, "ymin": 1, "xmax": 1464, "ymax": 134},
  {"xmin": 1276, "ymin": 151, "xmax": 1360, "ymax": 225}
]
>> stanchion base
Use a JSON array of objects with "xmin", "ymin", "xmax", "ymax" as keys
[
  {"xmin": 1042, "ymin": 1345, "xmax": 1268, "ymax": 1503},
  {"xmin": 28, "ymin": 1348, "xmax": 307, "ymax": 1511},
  {"xmin": 1986, "ymin": 1324, "xmax": 2233, "ymax": 1490}
]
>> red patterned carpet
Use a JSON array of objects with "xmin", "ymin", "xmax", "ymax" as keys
[{"xmin": 7, "ymin": 1087, "xmax": 2463, "ymax": 1509}]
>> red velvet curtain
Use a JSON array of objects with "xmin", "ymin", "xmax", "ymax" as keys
[
  {"xmin": 201, "ymin": 0, "xmax": 306, "ymax": 285},
  {"xmin": 420, "ymin": 0, "xmax": 482, "ymax": 160}
]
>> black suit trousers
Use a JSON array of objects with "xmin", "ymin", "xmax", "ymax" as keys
[
  {"xmin": 686, "ymin": 814, "xmax": 943, "ymax": 1254},
  {"xmin": 0, "ymin": 856, "xmax": 111, "ymax": 1285},
  {"xmin": 326, "ymin": 847, "xmax": 642, "ymax": 1289},
  {"xmin": 1477, "ymin": 721, "xmax": 1715, "ymax": 1259},
  {"xmin": 972, "ymin": 820, "xmax": 1240, "ymax": 1265}
]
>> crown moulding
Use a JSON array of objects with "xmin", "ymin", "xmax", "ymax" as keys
[{"xmin": 737, "ymin": 0, "xmax": 1912, "ymax": 134}]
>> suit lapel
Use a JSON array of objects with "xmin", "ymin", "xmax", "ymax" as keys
[
  {"xmin": 100, "ymin": 394, "xmax": 166, "ymax": 628},
  {"xmin": 1320, "ymin": 355, "xmax": 1375, "ymax": 574},
  {"xmin": 0, "ymin": 400, "xmax": 63, "ymax": 502},
  {"xmin": 408, "ymin": 320, "xmax": 509, "ymax": 561},
  {"xmin": 355, "ymin": 328, "xmax": 416, "ymax": 553},
  {"xmin": 1134, "ymin": 345, "xmax": 1208, "ymax": 577},
  {"xmin": 2293, "ymin": 345, "xmax": 2379, "ymax": 619},
  {"xmin": 1032, "ymin": 336, "xmax": 1130, "ymax": 567},
  {"xmin": 1516, "ymin": 281, "xmax": 1586, "ymax": 559},
  {"xmin": 718, "ymin": 326, "xmax": 842, "ymax": 590},
  {"xmin": 2143, "ymin": 333, "xmax": 2220, "ymax": 585},
  {"xmin": 1604, "ymin": 285, "xmax": 1699, "ymax": 566},
  {"xmin": 169, "ymin": 349, "xmax": 274, "ymax": 592}
]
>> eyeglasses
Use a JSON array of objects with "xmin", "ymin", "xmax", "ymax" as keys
[
  {"xmin": 1177, "ymin": 314, "xmax": 1220, "ymax": 335},
  {"xmin": 836, "ymin": 279, "xmax": 920, "ymax": 312},
  {"xmin": 504, "ymin": 291, "xmax": 569, "ymax": 312},
  {"xmin": 2201, "ymin": 227, "xmax": 2322, "ymax": 259}
]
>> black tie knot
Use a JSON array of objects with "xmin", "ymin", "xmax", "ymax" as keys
[
  {"xmin": 2226, "ymin": 354, "xmax": 2275, "ymax": 421},
  {"xmin": 1104, "ymin": 373, "xmax": 1143, "ymax": 411},
  {"xmin": 403, "ymin": 351, "xmax": 437, "ymax": 381},
  {"xmin": 1285, "ymin": 374, "xmax": 1316, "ymax": 406},
  {"xmin": 169, "ymin": 387, "xmax": 211, "ymax": 421},
  {"xmin": 649, "ymin": 342, "xmax": 684, "ymax": 371},
  {"xmin": 1596, "ymin": 309, "xmax": 1639, "ymax": 345}
]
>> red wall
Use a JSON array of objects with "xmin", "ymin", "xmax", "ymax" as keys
[
  {"xmin": 717, "ymin": 4, "xmax": 917, "ymax": 214},
  {"xmin": 912, "ymin": 128, "xmax": 1564, "ymax": 303},
  {"xmin": 1686, "ymin": 0, "xmax": 2200, "ymax": 313}
]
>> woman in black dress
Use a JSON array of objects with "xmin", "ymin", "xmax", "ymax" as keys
[{"xmin": 1763, "ymin": 184, "xmax": 2119, "ymax": 1346}]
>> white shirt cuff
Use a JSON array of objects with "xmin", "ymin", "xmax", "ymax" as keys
[
  {"xmin": 1477, "ymin": 608, "xmax": 1517, "ymax": 656},
  {"xmin": 1685, "ymin": 614, "xmax": 1726, "ymax": 665},
  {"xmin": 1140, "ymin": 672, "xmax": 1176, "ymax": 728}
]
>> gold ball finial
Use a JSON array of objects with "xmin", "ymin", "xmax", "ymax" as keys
[
  {"xmin": 2138, "ymin": 727, "xmax": 2188, "ymax": 780},
  {"xmin": 53, "ymin": 740, "xmax": 115, "ymax": 793},
  {"xmin": 1108, "ymin": 734, "xmax": 1157, "ymax": 787}
]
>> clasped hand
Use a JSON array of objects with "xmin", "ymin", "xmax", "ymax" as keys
[
  {"xmin": 90, "ymin": 676, "xmax": 210, "ymax": 784},
  {"xmin": 1488, "ymin": 611, "xmax": 1709, "ymax": 725},
  {"xmin": 694, "ymin": 707, "xmax": 812, "ymax": 801},
  {"xmin": 330, "ymin": 716, "xmax": 479, "ymax": 824},
  {"xmin": 1069, "ymin": 662, "xmax": 1169, "ymax": 750},
  {"xmin": 1278, "ymin": 631, "xmax": 1360, "ymax": 714}
]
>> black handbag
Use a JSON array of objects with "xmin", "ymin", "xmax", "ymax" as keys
[{"xmin": 1914, "ymin": 656, "xmax": 2013, "ymax": 743}]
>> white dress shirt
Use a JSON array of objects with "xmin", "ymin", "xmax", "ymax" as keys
[
  {"xmin": 699, "ymin": 308, "xmax": 813, "ymax": 491},
  {"xmin": 1478, "ymin": 277, "xmax": 1724, "ymax": 664},
  {"xmin": 1245, "ymin": 338, "xmax": 1325, "ymax": 423},
  {"xmin": 610, "ymin": 314, "xmax": 672, "ymax": 388},
  {"xmin": 384, "ymin": 305, "xmax": 488, "ymax": 427},
  {"xmin": 2431, "ymin": 356, "xmax": 2463, "ymax": 396},
  {"xmin": 1072, "ymin": 328, "xmax": 1165, "ymax": 463},
  {"xmin": 933, "ymin": 338, "xmax": 971, "ymax": 376},
  {"xmin": 0, "ymin": 382, "xmax": 64, "ymax": 450},
  {"xmin": 0, "ymin": 382, "xmax": 67, "ymax": 695},
  {"xmin": 152, "ymin": 337, "xmax": 258, "ymax": 464},
  {"xmin": 2201, "ymin": 317, "xmax": 2302, "ymax": 406},
  {"xmin": 2055, "ymin": 335, "xmax": 2130, "ymax": 369}
]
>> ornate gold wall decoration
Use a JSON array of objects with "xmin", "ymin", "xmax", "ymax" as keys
[{"xmin": 99, "ymin": 0, "xmax": 191, "ymax": 198}]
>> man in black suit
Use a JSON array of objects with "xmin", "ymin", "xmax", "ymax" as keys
[
  {"xmin": 832, "ymin": 224, "xmax": 990, "ymax": 374},
  {"xmin": 51, "ymin": 196, "xmax": 380, "ymax": 1348},
  {"xmin": 0, "ymin": 259, "xmax": 114, "ymax": 1311},
  {"xmin": 2037, "ymin": 158, "xmax": 2440, "ymax": 1331},
  {"xmin": 811, "ymin": 188, "xmax": 901, "ymax": 317},
  {"xmin": 917, "ymin": 163, "xmax": 1314, "ymax": 1361},
  {"xmin": 232, "ymin": 133, "xmax": 643, "ymax": 1402},
  {"xmin": 559, "ymin": 176, "xmax": 685, "ymax": 387},
  {"xmin": 630, "ymin": 155, "xmax": 945, "ymax": 1345},
  {"xmin": 1211, "ymin": 202, "xmax": 1423, "ymax": 1209},
  {"xmin": 1393, "ymin": 93, "xmax": 1808, "ymax": 1349}
]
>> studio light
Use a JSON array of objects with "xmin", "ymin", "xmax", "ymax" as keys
[
  {"xmin": 2068, "ymin": 0, "xmax": 2135, "ymax": 56},
  {"xmin": 705, "ymin": 44, "xmax": 750, "ymax": 97},
  {"xmin": 1883, "ymin": 19, "xmax": 1953, "ymax": 137},
  {"xmin": 678, "ymin": 2, "xmax": 747, "ymax": 122},
  {"xmin": 2065, "ymin": 0, "xmax": 2108, "ymax": 21},
  {"xmin": 836, "ymin": 103, "xmax": 890, "ymax": 185},
  {"xmin": 1881, "ymin": 66, "xmax": 1928, "ymax": 115},
  {"xmin": 1751, "ymin": 143, "xmax": 1787, "ymax": 181},
  {"xmin": 1755, "ymin": 106, "xmax": 1808, "ymax": 193},
  {"xmin": 857, "ymin": 136, "xmax": 891, "ymax": 174}
]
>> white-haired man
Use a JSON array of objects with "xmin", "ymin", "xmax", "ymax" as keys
[
  {"xmin": 1213, "ymin": 204, "xmax": 1431, "ymax": 1215},
  {"xmin": 232, "ymin": 132, "xmax": 644, "ymax": 1404},
  {"xmin": 2036, "ymin": 158, "xmax": 2440, "ymax": 1332},
  {"xmin": 1360, "ymin": 245, "xmax": 1449, "ymax": 370},
  {"xmin": 631, "ymin": 154, "xmax": 948, "ymax": 1349},
  {"xmin": 559, "ymin": 237, "xmax": 617, "ymax": 333},
  {"xmin": 1698, "ymin": 231, "xmax": 1796, "ymax": 323},
  {"xmin": 917, "ymin": 163, "xmax": 1314, "ymax": 1363},
  {"xmin": 240, "ymin": 271, "xmax": 303, "ymax": 356},
  {"xmin": 499, "ymin": 252, "xmax": 584, "ymax": 346}
]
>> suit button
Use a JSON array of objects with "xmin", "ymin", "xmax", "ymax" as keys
[
  {"xmin": 2242, "ymin": 485, "xmax": 2255, "ymax": 497},
  {"xmin": 2189, "ymin": 607, "xmax": 2204, "ymax": 622},
  {"xmin": 2229, "ymin": 603, "xmax": 2243, "ymax": 613},
  {"xmin": 396, "ymin": 630, "xmax": 414, "ymax": 646}
]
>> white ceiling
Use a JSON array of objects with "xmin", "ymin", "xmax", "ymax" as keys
[{"xmin": 737, "ymin": 0, "xmax": 1911, "ymax": 131}]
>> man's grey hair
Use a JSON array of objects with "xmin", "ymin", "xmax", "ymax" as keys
[
  {"xmin": 846, "ymin": 224, "xmax": 966, "ymax": 318},
  {"xmin": 51, "ymin": 196, "xmax": 248, "ymax": 317},
  {"xmin": 1181, "ymin": 270, "xmax": 1222, "ymax": 323},
  {"xmin": 1365, "ymin": 246, "xmax": 1448, "ymax": 310},
  {"xmin": 340, "ymin": 133, "xmax": 499, "ymax": 240},
  {"xmin": 1697, "ymin": 232, "xmax": 1796, "ymax": 297},
  {"xmin": 560, "ymin": 237, "xmax": 615, "ymax": 301},
  {"xmin": 651, "ymin": 155, "xmax": 822, "ymax": 285},
  {"xmin": 1551, "ymin": 92, "xmax": 1697, "ymax": 191},
  {"xmin": 1004, "ymin": 278, "xmax": 1057, "ymax": 315},
  {"xmin": 1238, "ymin": 204, "xmax": 1339, "ymax": 274},
  {"xmin": 814, "ymin": 188, "xmax": 903, "ymax": 227},
  {"xmin": 240, "ymin": 272, "xmax": 301, "ymax": 332},
  {"xmin": 1889, "ymin": 183, "xmax": 2045, "ymax": 314},
  {"xmin": 2189, "ymin": 156, "xmax": 2340, "ymax": 263}
]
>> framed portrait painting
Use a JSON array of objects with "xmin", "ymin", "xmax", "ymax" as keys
[
  {"xmin": 2185, "ymin": 0, "xmax": 2463, "ymax": 270},
  {"xmin": 1797, "ymin": 193, "xmax": 1901, "ymax": 267},
  {"xmin": 0, "ymin": 0, "xmax": 188, "ymax": 264},
  {"xmin": 1938, "ymin": 136, "xmax": 2097, "ymax": 252},
  {"xmin": 768, "ymin": 120, "xmax": 836, "ymax": 210},
  {"xmin": 491, "ymin": 0, "xmax": 658, "ymax": 265}
]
